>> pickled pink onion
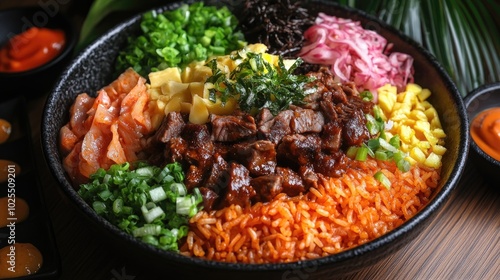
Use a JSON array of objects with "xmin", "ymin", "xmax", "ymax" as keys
[{"xmin": 298, "ymin": 13, "xmax": 414, "ymax": 97}]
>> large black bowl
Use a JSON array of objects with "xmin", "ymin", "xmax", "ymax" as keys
[{"xmin": 41, "ymin": 0, "xmax": 469, "ymax": 279}]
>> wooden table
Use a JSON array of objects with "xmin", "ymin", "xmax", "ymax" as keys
[{"xmin": 4, "ymin": 0, "xmax": 498, "ymax": 278}]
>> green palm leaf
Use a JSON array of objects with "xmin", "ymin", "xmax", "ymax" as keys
[{"xmin": 336, "ymin": 0, "xmax": 500, "ymax": 96}]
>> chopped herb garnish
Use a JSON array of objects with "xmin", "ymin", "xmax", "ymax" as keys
[{"xmin": 206, "ymin": 51, "xmax": 316, "ymax": 115}]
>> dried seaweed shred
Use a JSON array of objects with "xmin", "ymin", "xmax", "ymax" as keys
[{"xmin": 239, "ymin": 0, "xmax": 315, "ymax": 57}]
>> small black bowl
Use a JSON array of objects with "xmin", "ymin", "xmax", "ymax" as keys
[
  {"xmin": 464, "ymin": 82, "xmax": 500, "ymax": 185},
  {"xmin": 0, "ymin": 7, "xmax": 77, "ymax": 101}
]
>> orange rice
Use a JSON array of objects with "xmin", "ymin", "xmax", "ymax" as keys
[{"xmin": 179, "ymin": 158, "xmax": 440, "ymax": 263}]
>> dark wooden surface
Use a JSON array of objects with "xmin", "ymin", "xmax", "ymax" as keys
[{"xmin": 3, "ymin": 0, "xmax": 499, "ymax": 278}]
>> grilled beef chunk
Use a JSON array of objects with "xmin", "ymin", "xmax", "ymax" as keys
[
  {"xmin": 203, "ymin": 154, "xmax": 229, "ymax": 193},
  {"xmin": 277, "ymin": 134, "xmax": 321, "ymax": 167},
  {"xmin": 210, "ymin": 114, "xmax": 257, "ymax": 142},
  {"xmin": 276, "ymin": 167, "xmax": 306, "ymax": 196},
  {"xmin": 154, "ymin": 111, "xmax": 185, "ymax": 143},
  {"xmin": 230, "ymin": 140, "xmax": 277, "ymax": 177},
  {"xmin": 258, "ymin": 109, "xmax": 293, "ymax": 144},
  {"xmin": 185, "ymin": 165, "xmax": 206, "ymax": 191},
  {"xmin": 256, "ymin": 108, "xmax": 274, "ymax": 127},
  {"xmin": 313, "ymin": 152, "xmax": 347, "ymax": 178},
  {"xmin": 221, "ymin": 162, "xmax": 256, "ymax": 208},
  {"xmin": 164, "ymin": 137, "xmax": 187, "ymax": 163},
  {"xmin": 321, "ymin": 122, "xmax": 342, "ymax": 153},
  {"xmin": 182, "ymin": 124, "xmax": 214, "ymax": 168},
  {"xmin": 342, "ymin": 110, "xmax": 370, "ymax": 146},
  {"xmin": 299, "ymin": 165, "xmax": 319, "ymax": 190},
  {"xmin": 291, "ymin": 108, "xmax": 325, "ymax": 134},
  {"xmin": 199, "ymin": 187, "xmax": 219, "ymax": 212},
  {"xmin": 251, "ymin": 175, "xmax": 283, "ymax": 202}
]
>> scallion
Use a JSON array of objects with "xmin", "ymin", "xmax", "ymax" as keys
[{"xmin": 374, "ymin": 171, "xmax": 391, "ymax": 189}]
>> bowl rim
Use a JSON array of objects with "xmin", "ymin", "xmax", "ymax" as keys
[
  {"xmin": 41, "ymin": 0, "xmax": 470, "ymax": 273},
  {"xmin": 464, "ymin": 82, "xmax": 500, "ymax": 167},
  {"xmin": 0, "ymin": 6, "xmax": 77, "ymax": 77}
]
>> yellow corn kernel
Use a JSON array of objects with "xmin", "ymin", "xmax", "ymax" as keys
[
  {"xmin": 424, "ymin": 131, "xmax": 439, "ymax": 146},
  {"xmin": 417, "ymin": 88, "xmax": 431, "ymax": 101},
  {"xmin": 406, "ymin": 83, "xmax": 422, "ymax": 94},
  {"xmin": 432, "ymin": 128, "xmax": 447, "ymax": 138},
  {"xmin": 410, "ymin": 110, "xmax": 428, "ymax": 121},
  {"xmin": 424, "ymin": 107, "xmax": 438, "ymax": 121},
  {"xmin": 402, "ymin": 90, "xmax": 417, "ymax": 105},
  {"xmin": 424, "ymin": 152, "xmax": 442, "ymax": 168},
  {"xmin": 410, "ymin": 147, "xmax": 426, "ymax": 163},
  {"xmin": 400, "ymin": 142, "xmax": 410, "ymax": 153},
  {"xmin": 414, "ymin": 101, "xmax": 427, "ymax": 111},
  {"xmin": 432, "ymin": 145, "xmax": 447, "ymax": 156},
  {"xmin": 431, "ymin": 117, "xmax": 443, "ymax": 129},
  {"xmin": 378, "ymin": 91, "xmax": 396, "ymax": 113},
  {"xmin": 405, "ymin": 156, "xmax": 417, "ymax": 166},
  {"xmin": 420, "ymin": 101, "xmax": 432, "ymax": 110},
  {"xmin": 417, "ymin": 141, "xmax": 431, "ymax": 151},
  {"xmin": 399, "ymin": 125, "xmax": 414, "ymax": 143},
  {"xmin": 414, "ymin": 120, "xmax": 431, "ymax": 134}
]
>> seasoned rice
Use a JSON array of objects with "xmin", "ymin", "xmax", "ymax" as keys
[{"xmin": 180, "ymin": 158, "xmax": 440, "ymax": 263}]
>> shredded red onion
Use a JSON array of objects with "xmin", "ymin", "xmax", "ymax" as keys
[{"xmin": 298, "ymin": 13, "xmax": 414, "ymax": 96}]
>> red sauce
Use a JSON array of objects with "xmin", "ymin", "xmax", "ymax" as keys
[
  {"xmin": 0, "ymin": 27, "xmax": 65, "ymax": 73},
  {"xmin": 470, "ymin": 107, "xmax": 500, "ymax": 161}
]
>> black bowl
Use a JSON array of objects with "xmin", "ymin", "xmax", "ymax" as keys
[
  {"xmin": 0, "ymin": 7, "xmax": 77, "ymax": 101},
  {"xmin": 464, "ymin": 83, "xmax": 500, "ymax": 185},
  {"xmin": 41, "ymin": 0, "xmax": 469, "ymax": 279}
]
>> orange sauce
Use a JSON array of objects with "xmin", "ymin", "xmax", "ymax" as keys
[
  {"xmin": 0, "ymin": 160, "xmax": 21, "ymax": 184},
  {"xmin": 0, "ymin": 197, "xmax": 29, "ymax": 228},
  {"xmin": 0, "ymin": 119, "xmax": 11, "ymax": 144},
  {"xmin": 470, "ymin": 107, "xmax": 500, "ymax": 161},
  {"xmin": 0, "ymin": 243, "xmax": 43, "ymax": 278},
  {"xmin": 0, "ymin": 27, "xmax": 65, "ymax": 73}
]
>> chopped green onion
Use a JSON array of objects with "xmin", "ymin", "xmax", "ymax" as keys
[
  {"xmin": 176, "ymin": 196, "xmax": 195, "ymax": 216},
  {"xmin": 133, "ymin": 224, "xmax": 162, "ymax": 237},
  {"xmin": 374, "ymin": 171, "xmax": 391, "ymax": 189},
  {"xmin": 379, "ymin": 138, "xmax": 398, "ymax": 153},
  {"xmin": 142, "ymin": 206, "xmax": 165, "ymax": 223},
  {"xmin": 366, "ymin": 114, "xmax": 380, "ymax": 135},
  {"xmin": 78, "ymin": 161, "xmax": 203, "ymax": 253},
  {"xmin": 347, "ymin": 146, "xmax": 359, "ymax": 159},
  {"xmin": 389, "ymin": 135, "xmax": 401, "ymax": 149},
  {"xmin": 149, "ymin": 186, "xmax": 167, "ymax": 202},
  {"xmin": 170, "ymin": 183, "xmax": 187, "ymax": 196},
  {"xmin": 92, "ymin": 201, "xmax": 107, "ymax": 214},
  {"xmin": 361, "ymin": 90, "xmax": 373, "ymax": 101},
  {"xmin": 113, "ymin": 198, "xmax": 123, "ymax": 214},
  {"xmin": 397, "ymin": 159, "xmax": 411, "ymax": 172},
  {"xmin": 355, "ymin": 146, "xmax": 369, "ymax": 161},
  {"xmin": 375, "ymin": 150, "xmax": 389, "ymax": 161}
]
